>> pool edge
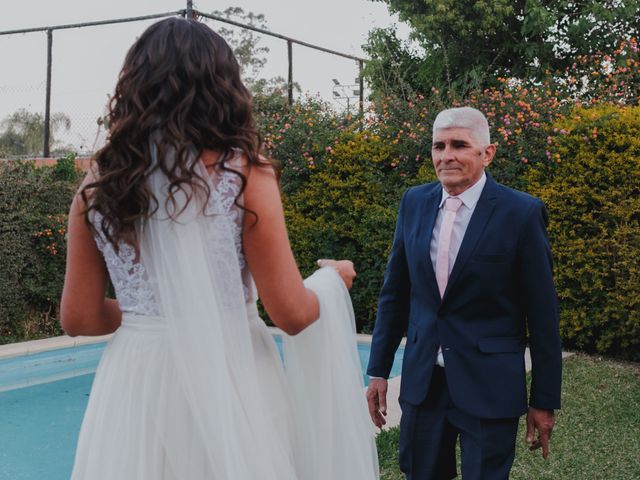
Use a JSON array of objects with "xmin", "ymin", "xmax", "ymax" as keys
[
  {"xmin": 0, "ymin": 327, "xmax": 406, "ymax": 361},
  {"xmin": 0, "ymin": 334, "xmax": 113, "ymax": 360}
]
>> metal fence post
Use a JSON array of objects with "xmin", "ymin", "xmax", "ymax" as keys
[
  {"xmin": 287, "ymin": 40, "xmax": 293, "ymax": 106},
  {"xmin": 358, "ymin": 59, "xmax": 364, "ymax": 116},
  {"xmin": 44, "ymin": 28, "xmax": 53, "ymax": 158},
  {"xmin": 186, "ymin": 1, "xmax": 194, "ymax": 20}
]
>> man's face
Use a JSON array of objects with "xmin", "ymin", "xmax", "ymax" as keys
[{"xmin": 431, "ymin": 127, "xmax": 495, "ymax": 195}]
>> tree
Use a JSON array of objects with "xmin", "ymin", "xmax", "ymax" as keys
[
  {"xmin": 362, "ymin": 26, "xmax": 427, "ymax": 100},
  {"xmin": 366, "ymin": 0, "xmax": 640, "ymax": 96},
  {"xmin": 211, "ymin": 7, "xmax": 271, "ymax": 85},
  {"xmin": 210, "ymin": 7, "xmax": 298, "ymax": 99},
  {"xmin": 0, "ymin": 109, "xmax": 71, "ymax": 158}
]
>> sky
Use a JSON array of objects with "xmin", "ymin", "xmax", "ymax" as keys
[{"xmin": 0, "ymin": 0, "xmax": 409, "ymax": 153}]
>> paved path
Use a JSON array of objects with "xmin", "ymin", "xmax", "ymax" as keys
[{"xmin": 376, "ymin": 349, "xmax": 574, "ymax": 433}]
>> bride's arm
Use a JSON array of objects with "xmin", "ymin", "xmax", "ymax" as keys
[
  {"xmin": 242, "ymin": 163, "xmax": 321, "ymax": 335},
  {"xmin": 60, "ymin": 173, "xmax": 122, "ymax": 337}
]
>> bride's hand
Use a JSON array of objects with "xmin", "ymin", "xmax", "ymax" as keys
[{"xmin": 317, "ymin": 259, "xmax": 356, "ymax": 290}]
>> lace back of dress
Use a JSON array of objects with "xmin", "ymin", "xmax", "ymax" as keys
[{"xmin": 90, "ymin": 150, "xmax": 253, "ymax": 317}]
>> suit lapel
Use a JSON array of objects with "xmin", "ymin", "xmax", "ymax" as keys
[
  {"xmin": 442, "ymin": 175, "xmax": 498, "ymax": 302},
  {"xmin": 417, "ymin": 185, "xmax": 441, "ymax": 297}
]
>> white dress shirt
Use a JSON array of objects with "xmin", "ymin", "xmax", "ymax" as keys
[{"xmin": 431, "ymin": 171, "xmax": 487, "ymax": 366}]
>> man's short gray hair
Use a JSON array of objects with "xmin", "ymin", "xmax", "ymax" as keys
[{"xmin": 433, "ymin": 107, "xmax": 491, "ymax": 145}]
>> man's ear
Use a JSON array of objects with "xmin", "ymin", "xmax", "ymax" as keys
[{"xmin": 483, "ymin": 144, "xmax": 497, "ymax": 167}]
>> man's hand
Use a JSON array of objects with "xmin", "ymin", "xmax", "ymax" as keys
[
  {"xmin": 526, "ymin": 407, "xmax": 555, "ymax": 459},
  {"xmin": 366, "ymin": 378, "xmax": 388, "ymax": 429}
]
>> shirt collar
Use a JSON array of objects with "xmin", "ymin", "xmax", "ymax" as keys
[{"xmin": 439, "ymin": 171, "xmax": 487, "ymax": 210}]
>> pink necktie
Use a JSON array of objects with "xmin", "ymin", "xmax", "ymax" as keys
[{"xmin": 435, "ymin": 197, "xmax": 463, "ymax": 298}]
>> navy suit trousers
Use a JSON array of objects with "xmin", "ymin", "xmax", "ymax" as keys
[{"xmin": 399, "ymin": 366, "xmax": 519, "ymax": 480}]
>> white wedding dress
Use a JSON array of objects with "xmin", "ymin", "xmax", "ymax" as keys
[{"xmin": 70, "ymin": 148, "xmax": 379, "ymax": 479}]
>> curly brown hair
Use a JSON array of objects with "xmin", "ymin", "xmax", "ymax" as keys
[{"xmin": 82, "ymin": 17, "xmax": 269, "ymax": 248}]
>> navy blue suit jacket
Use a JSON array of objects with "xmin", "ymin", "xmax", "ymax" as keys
[{"xmin": 367, "ymin": 174, "xmax": 562, "ymax": 418}]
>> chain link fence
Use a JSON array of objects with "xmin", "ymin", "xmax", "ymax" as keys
[{"xmin": 0, "ymin": 4, "xmax": 365, "ymax": 159}]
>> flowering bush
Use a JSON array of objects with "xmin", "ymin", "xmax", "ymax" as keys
[
  {"xmin": 251, "ymin": 45, "xmax": 639, "ymax": 354},
  {"xmin": 2, "ymin": 39, "xmax": 638, "ymax": 357},
  {"xmin": 354, "ymin": 38, "xmax": 640, "ymax": 191},
  {"xmin": 284, "ymin": 131, "xmax": 404, "ymax": 331},
  {"xmin": 0, "ymin": 159, "xmax": 78, "ymax": 343},
  {"xmin": 34, "ymin": 214, "xmax": 67, "ymax": 257},
  {"xmin": 363, "ymin": 94, "xmax": 446, "ymax": 180},
  {"xmin": 554, "ymin": 38, "xmax": 640, "ymax": 106},
  {"xmin": 461, "ymin": 79, "xmax": 568, "ymax": 188},
  {"xmin": 527, "ymin": 104, "xmax": 640, "ymax": 360},
  {"xmin": 349, "ymin": 82, "xmax": 569, "ymax": 190},
  {"xmin": 27, "ymin": 213, "xmax": 69, "ymax": 322},
  {"xmin": 256, "ymin": 95, "xmax": 358, "ymax": 196}
]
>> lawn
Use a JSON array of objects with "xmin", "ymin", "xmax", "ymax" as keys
[{"xmin": 376, "ymin": 354, "xmax": 640, "ymax": 479}]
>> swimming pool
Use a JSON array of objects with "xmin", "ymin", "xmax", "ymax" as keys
[{"xmin": 0, "ymin": 335, "xmax": 403, "ymax": 480}]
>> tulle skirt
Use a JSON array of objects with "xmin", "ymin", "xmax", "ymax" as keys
[{"xmin": 70, "ymin": 305, "xmax": 295, "ymax": 479}]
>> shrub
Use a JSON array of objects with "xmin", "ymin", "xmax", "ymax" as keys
[
  {"xmin": 284, "ymin": 131, "xmax": 409, "ymax": 332},
  {"xmin": 527, "ymin": 105, "xmax": 640, "ymax": 360},
  {"xmin": 364, "ymin": 94, "xmax": 446, "ymax": 181},
  {"xmin": 463, "ymin": 79, "xmax": 569, "ymax": 189},
  {"xmin": 362, "ymin": 84, "xmax": 569, "ymax": 191},
  {"xmin": 0, "ymin": 157, "xmax": 80, "ymax": 343},
  {"xmin": 256, "ymin": 96, "xmax": 357, "ymax": 196}
]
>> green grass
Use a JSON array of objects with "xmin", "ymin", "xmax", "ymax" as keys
[{"xmin": 376, "ymin": 354, "xmax": 640, "ymax": 479}]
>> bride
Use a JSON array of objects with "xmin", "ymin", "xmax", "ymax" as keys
[{"xmin": 60, "ymin": 17, "xmax": 378, "ymax": 479}]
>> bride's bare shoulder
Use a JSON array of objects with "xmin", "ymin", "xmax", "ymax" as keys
[
  {"xmin": 72, "ymin": 162, "xmax": 100, "ymax": 208},
  {"xmin": 244, "ymin": 158, "xmax": 279, "ymax": 200}
]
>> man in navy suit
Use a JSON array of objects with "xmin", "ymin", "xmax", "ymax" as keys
[{"xmin": 366, "ymin": 107, "xmax": 562, "ymax": 479}]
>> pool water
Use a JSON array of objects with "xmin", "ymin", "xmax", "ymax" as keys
[
  {"xmin": 0, "ymin": 375, "xmax": 92, "ymax": 480},
  {"xmin": 0, "ymin": 337, "xmax": 403, "ymax": 480}
]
